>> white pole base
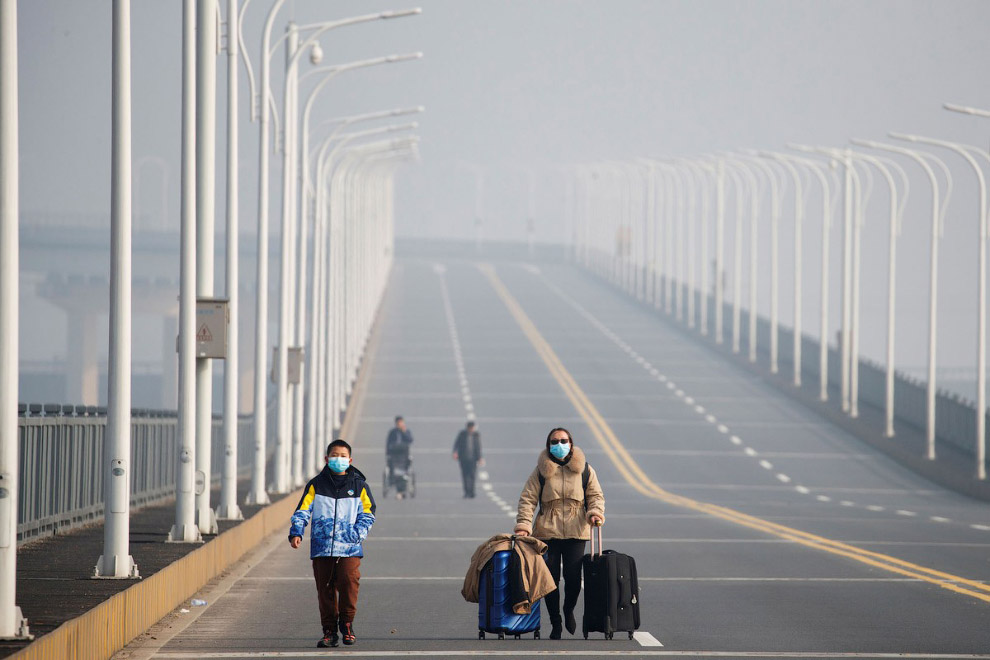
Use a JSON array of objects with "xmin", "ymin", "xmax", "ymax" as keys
[
  {"xmin": 166, "ymin": 523, "xmax": 203, "ymax": 544},
  {"xmin": 93, "ymin": 554, "xmax": 140, "ymax": 579},
  {"xmin": 244, "ymin": 490, "xmax": 270, "ymax": 506},
  {"xmin": 0, "ymin": 607, "xmax": 32, "ymax": 641},
  {"xmin": 215, "ymin": 504, "xmax": 244, "ymax": 521},
  {"xmin": 196, "ymin": 508, "xmax": 219, "ymax": 535}
]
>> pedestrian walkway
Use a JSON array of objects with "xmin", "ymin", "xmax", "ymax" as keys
[{"xmin": 0, "ymin": 480, "xmax": 290, "ymax": 659}]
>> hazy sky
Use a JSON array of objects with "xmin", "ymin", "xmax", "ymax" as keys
[{"xmin": 14, "ymin": 0, "xmax": 990, "ymax": 400}]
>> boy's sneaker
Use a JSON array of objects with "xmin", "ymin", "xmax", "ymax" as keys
[
  {"xmin": 316, "ymin": 629, "xmax": 339, "ymax": 648},
  {"xmin": 341, "ymin": 622, "xmax": 356, "ymax": 645}
]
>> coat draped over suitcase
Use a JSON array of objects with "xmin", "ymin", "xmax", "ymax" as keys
[{"xmin": 462, "ymin": 533, "xmax": 556, "ymax": 613}]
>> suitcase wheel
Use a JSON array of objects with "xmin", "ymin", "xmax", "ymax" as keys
[
  {"xmin": 479, "ymin": 630, "xmax": 484, "ymax": 640},
  {"xmin": 628, "ymin": 631, "xmax": 634, "ymax": 640},
  {"xmin": 514, "ymin": 634, "xmax": 520, "ymax": 640},
  {"xmin": 534, "ymin": 630, "xmax": 540, "ymax": 639},
  {"xmin": 583, "ymin": 632, "xmax": 588, "ymax": 639},
  {"xmin": 606, "ymin": 632, "xmax": 614, "ymax": 640},
  {"xmin": 497, "ymin": 632, "xmax": 505, "ymax": 640}
]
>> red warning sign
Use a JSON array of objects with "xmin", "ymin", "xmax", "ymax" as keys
[{"xmin": 196, "ymin": 323, "xmax": 213, "ymax": 343}]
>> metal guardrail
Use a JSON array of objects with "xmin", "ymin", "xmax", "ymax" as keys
[{"xmin": 15, "ymin": 406, "xmax": 255, "ymax": 544}]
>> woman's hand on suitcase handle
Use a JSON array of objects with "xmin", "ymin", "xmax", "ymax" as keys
[{"xmin": 589, "ymin": 515, "xmax": 603, "ymax": 527}]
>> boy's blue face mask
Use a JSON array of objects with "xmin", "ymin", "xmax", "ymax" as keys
[
  {"xmin": 549, "ymin": 441, "xmax": 570, "ymax": 460},
  {"xmin": 327, "ymin": 456, "xmax": 350, "ymax": 473}
]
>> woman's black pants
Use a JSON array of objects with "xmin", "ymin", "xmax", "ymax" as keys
[{"xmin": 543, "ymin": 538, "xmax": 586, "ymax": 620}]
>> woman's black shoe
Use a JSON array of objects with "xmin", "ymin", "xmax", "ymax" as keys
[
  {"xmin": 563, "ymin": 607, "xmax": 577, "ymax": 635},
  {"xmin": 549, "ymin": 618, "xmax": 562, "ymax": 640}
]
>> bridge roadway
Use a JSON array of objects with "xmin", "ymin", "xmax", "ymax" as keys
[{"xmin": 117, "ymin": 259, "xmax": 990, "ymax": 659}]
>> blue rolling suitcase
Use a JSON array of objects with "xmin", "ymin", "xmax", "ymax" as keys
[{"xmin": 478, "ymin": 537, "xmax": 541, "ymax": 639}]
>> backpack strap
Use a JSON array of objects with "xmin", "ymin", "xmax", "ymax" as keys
[{"xmin": 537, "ymin": 462, "xmax": 592, "ymax": 515}]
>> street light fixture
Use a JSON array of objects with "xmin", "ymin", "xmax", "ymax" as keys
[
  {"xmin": 722, "ymin": 157, "xmax": 759, "ymax": 356},
  {"xmin": 302, "ymin": 107, "xmax": 423, "ymax": 474},
  {"xmin": 774, "ymin": 151, "xmax": 840, "ymax": 401},
  {"xmin": 263, "ymin": 9, "xmax": 422, "ymax": 495},
  {"xmin": 314, "ymin": 128, "xmax": 419, "ymax": 453},
  {"xmin": 852, "ymin": 138, "xmax": 953, "ymax": 460},
  {"xmin": 290, "ymin": 53, "xmax": 422, "ymax": 483},
  {"xmin": 891, "ymin": 132, "xmax": 990, "ymax": 478},
  {"xmin": 790, "ymin": 144, "xmax": 860, "ymax": 414}
]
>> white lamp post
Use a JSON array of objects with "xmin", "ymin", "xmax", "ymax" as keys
[
  {"xmin": 306, "ymin": 123, "xmax": 419, "ymax": 465},
  {"xmin": 680, "ymin": 160, "xmax": 708, "ymax": 329},
  {"xmin": 944, "ymin": 102, "xmax": 990, "ymax": 479},
  {"xmin": 291, "ymin": 54, "xmax": 421, "ymax": 483},
  {"xmin": 722, "ymin": 158, "xmax": 758, "ymax": 355},
  {"xmin": 216, "ymin": 0, "xmax": 244, "ymax": 522},
  {"xmin": 303, "ymin": 107, "xmax": 423, "ymax": 473},
  {"xmin": 0, "ymin": 0, "xmax": 31, "ymax": 639},
  {"xmin": 853, "ymin": 139, "xmax": 952, "ymax": 459},
  {"xmin": 714, "ymin": 158, "xmax": 726, "ymax": 344},
  {"xmin": 269, "ymin": 9, "xmax": 421, "ymax": 495},
  {"xmin": 168, "ymin": 0, "xmax": 203, "ymax": 544},
  {"xmin": 738, "ymin": 154, "xmax": 783, "ymax": 374},
  {"xmin": 723, "ymin": 156, "xmax": 765, "ymax": 363},
  {"xmin": 760, "ymin": 153, "xmax": 806, "ymax": 386},
  {"xmin": 791, "ymin": 144, "xmax": 859, "ymax": 410},
  {"xmin": 243, "ymin": 0, "xmax": 286, "ymax": 507},
  {"xmin": 242, "ymin": 3, "xmax": 421, "ymax": 500},
  {"xmin": 779, "ymin": 151, "xmax": 840, "ymax": 401},
  {"xmin": 892, "ymin": 132, "xmax": 989, "ymax": 478},
  {"xmin": 316, "ymin": 131, "xmax": 419, "ymax": 442},
  {"xmin": 848, "ymin": 151, "xmax": 908, "ymax": 435},
  {"xmin": 96, "ymin": 0, "xmax": 139, "ymax": 577},
  {"xmin": 694, "ymin": 159, "xmax": 717, "ymax": 336}
]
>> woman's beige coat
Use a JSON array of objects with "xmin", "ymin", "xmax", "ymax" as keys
[{"xmin": 514, "ymin": 446, "xmax": 605, "ymax": 541}]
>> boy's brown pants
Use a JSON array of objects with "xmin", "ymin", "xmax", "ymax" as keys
[{"xmin": 312, "ymin": 557, "xmax": 361, "ymax": 631}]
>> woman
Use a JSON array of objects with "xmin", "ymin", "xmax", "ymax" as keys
[{"xmin": 514, "ymin": 427, "xmax": 605, "ymax": 639}]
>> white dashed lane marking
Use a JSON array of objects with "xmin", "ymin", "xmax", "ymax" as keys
[
  {"xmin": 438, "ymin": 266, "xmax": 513, "ymax": 518},
  {"xmin": 531, "ymin": 269, "xmax": 990, "ymax": 534}
]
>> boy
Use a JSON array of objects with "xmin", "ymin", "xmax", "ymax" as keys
[{"xmin": 289, "ymin": 439, "xmax": 376, "ymax": 648}]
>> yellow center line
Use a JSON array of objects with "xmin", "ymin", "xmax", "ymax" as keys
[{"xmin": 479, "ymin": 264, "xmax": 990, "ymax": 605}]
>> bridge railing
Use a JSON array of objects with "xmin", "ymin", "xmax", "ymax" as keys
[{"xmin": 16, "ymin": 405, "xmax": 256, "ymax": 544}]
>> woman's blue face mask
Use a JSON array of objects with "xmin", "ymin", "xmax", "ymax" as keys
[{"xmin": 549, "ymin": 441, "xmax": 570, "ymax": 459}]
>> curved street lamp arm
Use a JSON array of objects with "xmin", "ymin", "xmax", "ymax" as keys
[
  {"xmin": 317, "ymin": 105, "xmax": 425, "ymax": 133},
  {"xmin": 853, "ymin": 159, "xmax": 875, "ymax": 226},
  {"xmin": 944, "ymin": 102, "xmax": 990, "ymax": 118},
  {"xmin": 237, "ymin": 0, "xmax": 258, "ymax": 121},
  {"xmin": 892, "ymin": 133, "xmax": 987, "ymax": 238},
  {"xmin": 874, "ymin": 155, "xmax": 911, "ymax": 231},
  {"xmin": 268, "ymin": 90, "xmax": 281, "ymax": 150},
  {"xmin": 852, "ymin": 139, "xmax": 952, "ymax": 236},
  {"xmin": 272, "ymin": 9, "xmax": 422, "ymax": 64}
]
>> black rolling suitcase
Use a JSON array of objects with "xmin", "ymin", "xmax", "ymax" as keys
[{"xmin": 582, "ymin": 525, "xmax": 640, "ymax": 640}]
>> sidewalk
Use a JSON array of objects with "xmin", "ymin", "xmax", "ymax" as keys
[{"xmin": 0, "ymin": 480, "xmax": 290, "ymax": 659}]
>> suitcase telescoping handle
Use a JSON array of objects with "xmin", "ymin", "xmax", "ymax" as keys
[{"xmin": 591, "ymin": 522, "xmax": 603, "ymax": 558}]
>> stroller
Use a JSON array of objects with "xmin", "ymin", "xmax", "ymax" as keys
[{"xmin": 382, "ymin": 442, "xmax": 416, "ymax": 499}]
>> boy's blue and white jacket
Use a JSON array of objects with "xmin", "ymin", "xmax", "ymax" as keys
[{"xmin": 289, "ymin": 465, "xmax": 376, "ymax": 558}]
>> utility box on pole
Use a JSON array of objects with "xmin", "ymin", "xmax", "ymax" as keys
[{"xmin": 195, "ymin": 298, "xmax": 228, "ymax": 359}]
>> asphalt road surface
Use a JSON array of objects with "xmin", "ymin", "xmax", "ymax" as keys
[{"xmin": 118, "ymin": 259, "xmax": 990, "ymax": 660}]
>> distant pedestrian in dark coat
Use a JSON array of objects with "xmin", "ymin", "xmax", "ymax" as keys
[{"xmin": 452, "ymin": 420, "xmax": 484, "ymax": 498}]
